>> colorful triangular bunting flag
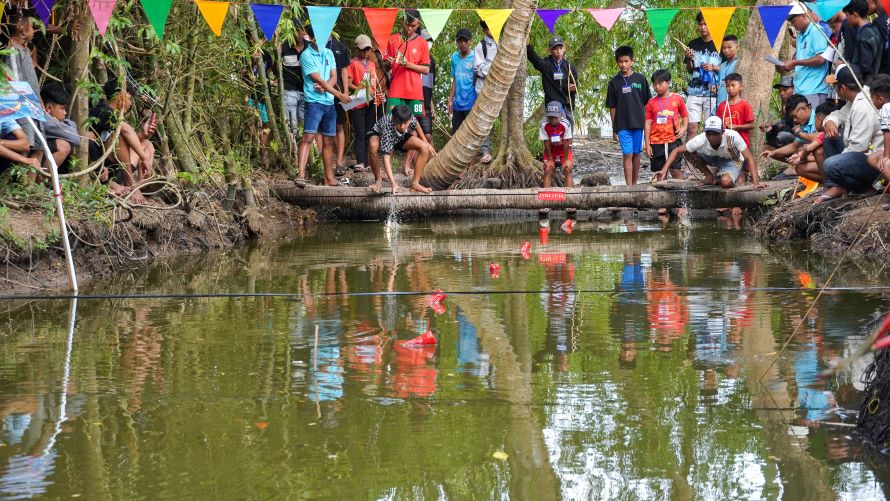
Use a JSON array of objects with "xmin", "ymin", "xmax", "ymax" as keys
[
  {"xmin": 476, "ymin": 9, "xmax": 513, "ymax": 43},
  {"xmin": 306, "ymin": 6, "xmax": 341, "ymax": 48},
  {"xmin": 757, "ymin": 5, "xmax": 793, "ymax": 48},
  {"xmin": 33, "ymin": 0, "xmax": 54, "ymax": 26},
  {"xmin": 250, "ymin": 4, "xmax": 284, "ymax": 40},
  {"xmin": 196, "ymin": 0, "xmax": 229, "ymax": 37},
  {"xmin": 645, "ymin": 8, "xmax": 679, "ymax": 48},
  {"xmin": 536, "ymin": 9, "xmax": 571, "ymax": 34},
  {"xmin": 418, "ymin": 9, "xmax": 452, "ymax": 41},
  {"xmin": 700, "ymin": 7, "xmax": 736, "ymax": 50},
  {"xmin": 140, "ymin": 0, "xmax": 173, "ymax": 39},
  {"xmin": 87, "ymin": 0, "xmax": 115, "ymax": 37},
  {"xmin": 587, "ymin": 8, "xmax": 623, "ymax": 31},
  {"xmin": 806, "ymin": 0, "xmax": 847, "ymax": 22},
  {"xmin": 363, "ymin": 8, "xmax": 399, "ymax": 51}
]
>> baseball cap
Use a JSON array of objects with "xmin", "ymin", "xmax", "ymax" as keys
[
  {"xmin": 456, "ymin": 28, "xmax": 472, "ymax": 41},
  {"xmin": 548, "ymin": 36, "xmax": 564, "ymax": 49},
  {"xmin": 773, "ymin": 75, "xmax": 794, "ymax": 89},
  {"xmin": 545, "ymin": 101, "xmax": 565, "ymax": 118},
  {"xmin": 787, "ymin": 3, "xmax": 807, "ymax": 20},
  {"xmin": 103, "ymin": 77, "xmax": 137, "ymax": 100},
  {"xmin": 355, "ymin": 34, "xmax": 372, "ymax": 49},
  {"xmin": 703, "ymin": 116, "xmax": 723, "ymax": 133},
  {"xmin": 834, "ymin": 64, "xmax": 858, "ymax": 86}
]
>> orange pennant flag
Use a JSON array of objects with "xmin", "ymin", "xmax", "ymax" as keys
[
  {"xmin": 196, "ymin": 0, "xmax": 230, "ymax": 37},
  {"xmin": 363, "ymin": 8, "xmax": 400, "ymax": 52},
  {"xmin": 700, "ymin": 7, "xmax": 736, "ymax": 51}
]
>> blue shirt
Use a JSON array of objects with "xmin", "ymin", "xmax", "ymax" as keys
[
  {"xmin": 300, "ymin": 46, "xmax": 336, "ymax": 105},
  {"xmin": 794, "ymin": 23, "xmax": 830, "ymax": 96},
  {"xmin": 0, "ymin": 118, "xmax": 21, "ymax": 138},
  {"xmin": 450, "ymin": 51, "xmax": 477, "ymax": 111},
  {"xmin": 796, "ymin": 109, "xmax": 816, "ymax": 143},
  {"xmin": 716, "ymin": 58, "xmax": 738, "ymax": 105}
]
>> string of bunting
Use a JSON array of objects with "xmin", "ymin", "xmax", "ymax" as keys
[{"xmin": 44, "ymin": 0, "xmax": 874, "ymax": 49}]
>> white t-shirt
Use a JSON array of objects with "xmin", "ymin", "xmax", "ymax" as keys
[
  {"xmin": 685, "ymin": 130, "xmax": 747, "ymax": 161},
  {"xmin": 880, "ymin": 103, "xmax": 890, "ymax": 132}
]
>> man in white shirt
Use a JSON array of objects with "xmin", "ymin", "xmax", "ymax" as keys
[
  {"xmin": 656, "ymin": 116, "xmax": 764, "ymax": 189},
  {"xmin": 820, "ymin": 65, "xmax": 884, "ymax": 201},
  {"xmin": 473, "ymin": 20, "xmax": 497, "ymax": 163}
]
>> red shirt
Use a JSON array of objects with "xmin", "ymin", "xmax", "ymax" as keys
[
  {"xmin": 716, "ymin": 98, "xmax": 755, "ymax": 146},
  {"xmin": 347, "ymin": 58, "xmax": 382, "ymax": 109},
  {"xmin": 645, "ymin": 93, "xmax": 688, "ymax": 145},
  {"xmin": 539, "ymin": 119, "xmax": 573, "ymax": 157},
  {"xmin": 384, "ymin": 33, "xmax": 429, "ymax": 100}
]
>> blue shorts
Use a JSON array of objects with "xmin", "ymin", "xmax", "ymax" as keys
[
  {"xmin": 304, "ymin": 101, "xmax": 337, "ymax": 137},
  {"xmin": 618, "ymin": 129, "xmax": 643, "ymax": 155}
]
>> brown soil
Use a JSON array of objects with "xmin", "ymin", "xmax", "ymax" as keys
[{"xmin": 0, "ymin": 177, "xmax": 315, "ymax": 295}]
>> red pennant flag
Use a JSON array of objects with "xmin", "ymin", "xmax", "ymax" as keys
[{"xmin": 363, "ymin": 8, "xmax": 400, "ymax": 52}]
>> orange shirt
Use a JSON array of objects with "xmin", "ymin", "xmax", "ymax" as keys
[
  {"xmin": 384, "ymin": 33, "xmax": 429, "ymax": 100},
  {"xmin": 645, "ymin": 93, "xmax": 688, "ymax": 145}
]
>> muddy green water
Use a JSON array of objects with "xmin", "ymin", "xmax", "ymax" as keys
[{"xmin": 0, "ymin": 218, "xmax": 889, "ymax": 499}]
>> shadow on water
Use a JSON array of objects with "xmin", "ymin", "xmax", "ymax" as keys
[{"xmin": 0, "ymin": 217, "xmax": 888, "ymax": 498}]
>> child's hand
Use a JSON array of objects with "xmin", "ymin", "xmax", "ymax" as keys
[
  {"xmin": 612, "ymin": 132, "xmax": 618, "ymax": 143},
  {"xmin": 792, "ymin": 125, "xmax": 801, "ymax": 135},
  {"xmin": 685, "ymin": 48, "xmax": 695, "ymax": 60},
  {"xmin": 427, "ymin": 143, "xmax": 437, "ymax": 157},
  {"xmin": 644, "ymin": 143, "xmax": 652, "ymax": 157},
  {"xmin": 675, "ymin": 128, "xmax": 687, "ymax": 141}
]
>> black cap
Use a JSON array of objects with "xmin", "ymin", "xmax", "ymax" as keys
[
  {"xmin": 773, "ymin": 75, "xmax": 794, "ymax": 89},
  {"xmin": 548, "ymin": 36, "xmax": 564, "ymax": 49},
  {"xmin": 456, "ymin": 28, "xmax": 472, "ymax": 41},
  {"xmin": 103, "ymin": 77, "xmax": 137, "ymax": 100},
  {"xmin": 836, "ymin": 65, "xmax": 858, "ymax": 86}
]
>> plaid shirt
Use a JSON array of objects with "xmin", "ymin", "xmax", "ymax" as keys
[{"xmin": 370, "ymin": 115, "xmax": 418, "ymax": 155}]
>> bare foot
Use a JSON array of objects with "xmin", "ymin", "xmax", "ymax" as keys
[
  {"xmin": 369, "ymin": 182, "xmax": 382, "ymax": 193},
  {"xmin": 108, "ymin": 181, "xmax": 129, "ymax": 197},
  {"xmin": 129, "ymin": 188, "xmax": 149, "ymax": 204},
  {"xmin": 411, "ymin": 183, "xmax": 432, "ymax": 194},
  {"xmin": 324, "ymin": 178, "xmax": 338, "ymax": 187}
]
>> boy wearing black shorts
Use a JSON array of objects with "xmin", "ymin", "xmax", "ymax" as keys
[{"xmin": 644, "ymin": 69, "xmax": 688, "ymax": 180}]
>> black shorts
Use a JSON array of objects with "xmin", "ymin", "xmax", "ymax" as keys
[
  {"xmin": 650, "ymin": 141, "xmax": 682, "ymax": 172},
  {"xmin": 418, "ymin": 116, "xmax": 433, "ymax": 135},
  {"xmin": 335, "ymin": 100, "xmax": 345, "ymax": 125}
]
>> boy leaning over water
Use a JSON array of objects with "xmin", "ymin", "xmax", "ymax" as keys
[
  {"xmin": 645, "ymin": 70, "xmax": 688, "ymax": 181},
  {"xmin": 367, "ymin": 104, "xmax": 436, "ymax": 194},
  {"xmin": 606, "ymin": 46, "xmax": 651, "ymax": 186}
]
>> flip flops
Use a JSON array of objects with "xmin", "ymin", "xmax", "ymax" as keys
[{"xmin": 334, "ymin": 165, "xmax": 348, "ymax": 176}]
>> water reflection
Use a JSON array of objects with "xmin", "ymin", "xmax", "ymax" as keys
[{"xmin": 0, "ymin": 219, "xmax": 888, "ymax": 499}]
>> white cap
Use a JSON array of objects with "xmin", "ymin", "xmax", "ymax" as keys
[
  {"xmin": 704, "ymin": 116, "xmax": 723, "ymax": 133},
  {"xmin": 787, "ymin": 3, "xmax": 807, "ymax": 17}
]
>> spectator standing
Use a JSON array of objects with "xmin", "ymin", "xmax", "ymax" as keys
[
  {"xmin": 474, "ymin": 21, "xmax": 497, "ymax": 163},
  {"xmin": 419, "ymin": 29, "xmax": 436, "ymax": 144},
  {"xmin": 645, "ymin": 69, "xmax": 688, "ymax": 181},
  {"xmin": 326, "ymin": 34, "xmax": 351, "ymax": 175},
  {"xmin": 449, "ymin": 29, "xmax": 477, "ymax": 133},
  {"xmin": 527, "ymin": 36, "xmax": 578, "ymax": 123},
  {"xmin": 779, "ymin": 5, "xmax": 830, "ymax": 108},
  {"xmin": 715, "ymin": 73, "xmax": 755, "ymax": 148},
  {"xmin": 347, "ymin": 34, "xmax": 385, "ymax": 174},
  {"xmin": 684, "ymin": 12, "xmax": 719, "ymax": 140},
  {"xmin": 282, "ymin": 30, "xmax": 308, "ymax": 139},
  {"xmin": 716, "ymin": 35, "xmax": 739, "ymax": 105},
  {"xmin": 4, "ymin": 9, "xmax": 41, "ymax": 150},
  {"xmin": 842, "ymin": 0, "xmax": 883, "ymax": 81},
  {"xmin": 606, "ymin": 46, "xmax": 651, "ymax": 186}
]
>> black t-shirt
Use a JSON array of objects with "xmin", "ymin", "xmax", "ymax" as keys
[
  {"xmin": 325, "ymin": 38, "xmax": 350, "ymax": 90},
  {"xmin": 88, "ymin": 101, "xmax": 119, "ymax": 137},
  {"xmin": 604, "ymin": 72, "xmax": 651, "ymax": 131},
  {"xmin": 282, "ymin": 42, "xmax": 305, "ymax": 92},
  {"xmin": 684, "ymin": 37, "xmax": 718, "ymax": 96}
]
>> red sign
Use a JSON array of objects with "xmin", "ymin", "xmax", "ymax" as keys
[
  {"xmin": 537, "ymin": 191, "xmax": 566, "ymax": 202},
  {"xmin": 538, "ymin": 253, "xmax": 567, "ymax": 264}
]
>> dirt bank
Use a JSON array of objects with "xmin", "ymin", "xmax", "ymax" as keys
[{"xmin": 0, "ymin": 177, "xmax": 315, "ymax": 295}]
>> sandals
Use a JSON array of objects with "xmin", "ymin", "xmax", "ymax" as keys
[
  {"xmin": 334, "ymin": 164, "xmax": 348, "ymax": 176},
  {"xmin": 353, "ymin": 163, "xmax": 369, "ymax": 173},
  {"xmin": 337, "ymin": 178, "xmax": 351, "ymax": 187}
]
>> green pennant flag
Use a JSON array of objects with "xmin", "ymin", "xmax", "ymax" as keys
[
  {"xmin": 417, "ymin": 9, "xmax": 453, "ymax": 41},
  {"xmin": 141, "ymin": 0, "xmax": 174, "ymax": 39},
  {"xmin": 645, "ymin": 8, "xmax": 679, "ymax": 48}
]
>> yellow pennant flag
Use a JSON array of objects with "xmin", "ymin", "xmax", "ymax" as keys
[
  {"xmin": 196, "ymin": 0, "xmax": 230, "ymax": 37},
  {"xmin": 700, "ymin": 7, "xmax": 736, "ymax": 50},
  {"xmin": 476, "ymin": 9, "xmax": 513, "ymax": 43}
]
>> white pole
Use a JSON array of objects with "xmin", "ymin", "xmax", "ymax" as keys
[{"xmin": 26, "ymin": 116, "xmax": 78, "ymax": 292}]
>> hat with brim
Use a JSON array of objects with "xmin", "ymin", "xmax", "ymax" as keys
[
  {"xmin": 545, "ymin": 101, "xmax": 564, "ymax": 118},
  {"xmin": 548, "ymin": 36, "xmax": 564, "ymax": 49},
  {"xmin": 834, "ymin": 64, "xmax": 858, "ymax": 86},
  {"xmin": 786, "ymin": 3, "xmax": 807, "ymax": 21},
  {"xmin": 456, "ymin": 29, "xmax": 472, "ymax": 41},
  {"xmin": 355, "ymin": 34, "xmax": 372, "ymax": 50},
  {"xmin": 773, "ymin": 75, "xmax": 794, "ymax": 89}
]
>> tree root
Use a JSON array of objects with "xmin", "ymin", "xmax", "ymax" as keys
[{"xmin": 451, "ymin": 148, "xmax": 546, "ymax": 190}]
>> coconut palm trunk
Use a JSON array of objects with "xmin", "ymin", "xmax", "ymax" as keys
[{"xmin": 420, "ymin": 1, "xmax": 539, "ymax": 191}]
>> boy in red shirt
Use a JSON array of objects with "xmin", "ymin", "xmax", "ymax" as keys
[
  {"xmin": 644, "ymin": 69, "xmax": 688, "ymax": 181},
  {"xmin": 716, "ymin": 73, "xmax": 755, "ymax": 147},
  {"xmin": 383, "ymin": 9, "xmax": 430, "ymax": 117},
  {"xmin": 539, "ymin": 101, "xmax": 574, "ymax": 188}
]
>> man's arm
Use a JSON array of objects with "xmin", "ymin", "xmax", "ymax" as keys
[
  {"xmin": 644, "ymin": 118, "xmax": 653, "ymax": 156},
  {"xmin": 526, "ymin": 45, "xmax": 545, "ymax": 72},
  {"xmin": 731, "ymin": 121, "xmax": 756, "ymax": 132},
  {"xmin": 339, "ymin": 67, "xmax": 349, "ymax": 92},
  {"xmin": 823, "ymin": 104, "xmax": 850, "ymax": 138},
  {"xmin": 659, "ymin": 143, "xmax": 688, "ymax": 177},
  {"xmin": 609, "ymin": 107, "xmax": 617, "ymax": 141},
  {"xmin": 0, "ymin": 142, "xmax": 38, "ymax": 168},
  {"xmin": 308, "ymin": 70, "xmax": 350, "ymax": 101},
  {"xmin": 781, "ymin": 54, "xmax": 826, "ymax": 72},
  {"xmin": 742, "ymin": 148, "xmax": 764, "ymax": 187},
  {"xmin": 844, "ymin": 105, "xmax": 880, "ymax": 153},
  {"xmin": 448, "ymin": 78, "xmax": 456, "ymax": 113},
  {"xmin": 0, "ymin": 128, "xmax": 29, "ymax": 154},
  {"xmin": 762, "ymin": 139, "xmax": 802, "ymax": 159}
]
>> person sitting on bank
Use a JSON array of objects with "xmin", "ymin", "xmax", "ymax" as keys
[
  {"xmin": 818, "ymin": 65, "xmax": 883, "ymax": 203},
  {"xmin": 367, "ymin": 104, "xmax": 436, "ymax": 194},
  {"xmin": 34, "ymin": 82, "xmax": 80, "ymax": 174},
  {"xmin": 0, "ymin": 116, "xmax": 39, "ymax": 174},
  {"xmin": 761, "ymin": 95, "xmax": 822, "ymax": 182},
  {"xmin": 88, "ymin": 78, "xmax": 156, "ymax": 202},
  {"xmin": 865, "ymin": 74, "xmax": 890, "ymax": 209},
  {"xmin": 656, "ymin": 116, "xmax": 765, "ymax": 189},
  {"xmin": 539, "ymin": 101, "xmax": 574, "ymax": 189}
]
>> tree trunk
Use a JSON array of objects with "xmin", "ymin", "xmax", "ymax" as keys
[
  {"xmin": 272, "ymin": 180, "xmax": 793, "ymax": 217},
  {"xmin": 420, "ymin": 2, "xmax": 539, "ymax": 191},
  {"xmin": 738, "ymin": 0, "xmax": 790, "ymax": 160},
  {"xmin": 68, "ymin": 2, "xmax": 92, "ymax": 177}
]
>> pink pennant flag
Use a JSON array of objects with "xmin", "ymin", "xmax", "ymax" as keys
[
  {"xmin": 87, "ymin": 0, "xmax": 117, "ymax": 36},
  {"xmin": 587, "ymin": 8, "xmax": 623, "ymax": 31}
]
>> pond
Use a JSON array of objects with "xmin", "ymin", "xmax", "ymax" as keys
[{"xmin": 0, "ymin": 216, "xmax": 888, "ymax": 499}]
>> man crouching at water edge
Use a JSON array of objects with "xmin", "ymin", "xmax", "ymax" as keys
[
  {"xmin": 656, "ymin": 116, "xmax": 765, "ymax": 189},
  {"xmin": 367, "ymin": 104, "xmax": 436, "ymax": 194}
]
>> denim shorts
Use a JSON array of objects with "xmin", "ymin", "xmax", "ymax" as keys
[
  {"xmin": 823, "ymin": 151, "xmax": 878, "ymax": 192},
  {"xmin": 698, "ymin": 154, "xmax": 741, "ymax": 180},
  {"xmin": 304, "ymin": 101, "xmax": 336, "ymax": 137},
  {"xmin": 617, "ymin": 129, "xmax": 643, "ymax": 155}
]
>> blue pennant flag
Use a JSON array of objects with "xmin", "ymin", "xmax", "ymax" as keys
[
  {"xmin": 250, "ymin": 4, "xmax": 284, "ymax": 40},
  {"xmin": 757, "ymin": 5, "xmax": 793, "ymax": 48},
  {"xmin": 307, "ymin": 6, "xmax": 342, "ymax": 49}
]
